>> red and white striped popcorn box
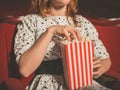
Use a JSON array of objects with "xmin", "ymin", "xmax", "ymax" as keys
[{"xmin": 60, "ymin": 40, "xmax": 94, "ymax": 90}]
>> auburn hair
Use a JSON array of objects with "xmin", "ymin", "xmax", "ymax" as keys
[{"xmin": 30, "ymin": 0, "xmax": 79, "ymax": 26}]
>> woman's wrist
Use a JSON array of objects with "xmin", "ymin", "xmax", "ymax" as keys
[
  {"xmin": 47, "ymin": 27, "xmax": 55, "ymax": 36},
  {"xmin": 47, "ymin": 26, "xmax": 57, "ymax": 36}
]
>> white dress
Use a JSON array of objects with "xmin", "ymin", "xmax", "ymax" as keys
[{"xmin": 14, "ymin": 14, "xmax": 111, "ymax": 90}]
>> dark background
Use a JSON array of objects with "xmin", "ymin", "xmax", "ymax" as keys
[
  {"xmin": 78, "ymin": 0, "xmax": 120, "ymax": 18},
  {"xmin": 0, "ymin": 0, "xmax": 120, "ymax": 18}
]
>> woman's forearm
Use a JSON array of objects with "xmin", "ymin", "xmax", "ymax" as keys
[{"xmin": 18, "ymin": 28, "xmax": 54, "ymax": 77}]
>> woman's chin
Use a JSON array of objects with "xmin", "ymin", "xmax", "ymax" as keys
[
  {"xmin": 52, "ymin": 0, "xmax": 69, "ymax": 9},
  {"xmin": 54, "ymin": 4, "xmax": 66, "ymax": 9}
]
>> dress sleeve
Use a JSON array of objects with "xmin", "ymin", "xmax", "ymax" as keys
[
  {"xmin": 14, "ymin": 15, "xmax": 38, "ymax": 63},
  {"xmin": 78, "ymin": 16, "xmax": 110, "ymax": 59}
]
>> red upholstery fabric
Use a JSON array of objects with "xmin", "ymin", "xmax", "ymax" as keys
[
  {"xmin": 4, "ymin": 78, "xmax": 25, "ymax": 90},
  {"xmin": 88, "ymin": 18, "xmax": 120, "ymax": 26},
  {"xmin": 0, "ymin": 22, "xmax": 35, "ymax": 90},
  {"xmin": 94, "ymin": 25, "xmax": 120, "ymax": 80},
  {"xmin": 0, "ymin": 23, "xmax": 8, "ymax": 85}
]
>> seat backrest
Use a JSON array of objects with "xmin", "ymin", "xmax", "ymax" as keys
[
  {"xmin": 0, "ymin": 23, "xmax": 20, "ymax": 78},
  {"xmin": 0, "ymin": 23, "xmax": 8, "ymax": 84},
  {"xmin": 94, "ymin": 23, "xmax": 120, "ymax": 80},
  {"xmin": 0, "ymin": 20, "xmax": 35, "ymax": 87}
]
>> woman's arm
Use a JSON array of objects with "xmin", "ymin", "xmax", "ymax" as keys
[
  {"xmin": 18, "ymin": 25, "xmax": 81, "ymax": 77},
  {"xmin": 18, "ymin": 28, "xmax": 54, "ymax": 77}
]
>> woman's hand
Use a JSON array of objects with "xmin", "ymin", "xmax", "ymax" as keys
[
  {"xmin": 93, "ymin": 57, "xmax": 111, "ymax": 78},
  {"xmin": 93, "ymin": 57, "xmax": 103, "ymax": 78},
  {"xmin": 48, "ymin": 25, "xmax": 81, "ymax": 41}
]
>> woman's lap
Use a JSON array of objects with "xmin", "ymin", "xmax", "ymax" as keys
[{"xmin": 26, "ymin": 74, "xmax": 111, "ymax": 90}]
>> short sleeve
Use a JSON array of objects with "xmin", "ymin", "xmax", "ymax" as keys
[
  {"xmin": 77, "ymin": 15, "xmax": 110, "ymax": 59},
  {"xmin": 14, "ymin": 14, "xmax": 38, "ymax": 63}
]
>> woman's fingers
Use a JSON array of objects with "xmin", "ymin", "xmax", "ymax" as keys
[
  {"xmin": 93, "ymin": 59, "xmax": 101, "ymax": 65},
  {"xmin": 74, "ymin": 29, "xmax": 82, "ymax": 41},
  {"xmin": 93, "ymin": 57, "xmax": 103, "ymax": 78},
  {"xmin": 93, "ymin": 70, "xmax": 101, "ymax": 75},
  {"xmin": 68, "ymin": 30, "xmax": 77, "ymax": 40},
  {"xmin": 93, "ymin": 63, "xmax": 101, "ymax": 69},
  {"xmin": 63, "ymin": 30, "xmax": 72, "ymax": 41},
  {"xmin": 93, "ymin": 59, "xmax": 102, "ymax": 70},
  {"xmin": 65, "ymin": 26, "xmax": 81, "ymax": 41},
  {"xmin": 49, "ymin": 25, "xmax": 81, "ymax": 41},
  {"xmin": 93, "ymin": 69, "xmax": 102, "ymax": 79}
]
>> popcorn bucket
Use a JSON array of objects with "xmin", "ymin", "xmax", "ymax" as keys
[{"xmin": 60, "ymin": 40, "xmax": 94, "ymax": 90}]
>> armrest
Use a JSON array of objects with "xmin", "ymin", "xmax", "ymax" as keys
[{"xmin": 4, "ymin": 78, "xmax": 25, "ymax": 90}]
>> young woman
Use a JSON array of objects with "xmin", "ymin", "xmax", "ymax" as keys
[{"xmin": 14, "ymin": 0, "xmax": 111, "ymax": 90}]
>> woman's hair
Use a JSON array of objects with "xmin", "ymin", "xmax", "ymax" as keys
[{"xmin": 30, "ymin": 0, "xmax": 79, "ymax": 26}]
